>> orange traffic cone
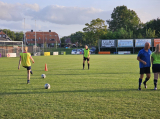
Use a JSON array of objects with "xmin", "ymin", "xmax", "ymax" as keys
[{"xmin": 45, "ymin": 63, "xmax": 48, "ymax": 71}]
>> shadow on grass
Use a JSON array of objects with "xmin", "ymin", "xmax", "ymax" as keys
[{"xmin": 0, "ymin": 88, "xmax": 154, "ymax": 95}]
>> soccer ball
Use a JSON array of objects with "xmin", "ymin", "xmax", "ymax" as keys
[
  {"xmin": 41, "ymin": 74, "xmax": 46, "ymax": 78},
  {"xmin": 44, "ymin": 83, "xmax": 50, "ymax": 89}
]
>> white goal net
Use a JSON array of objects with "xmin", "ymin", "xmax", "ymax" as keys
[{"xmin": 0, "ymin": 41, "xmax": 23, "ymax": 57}]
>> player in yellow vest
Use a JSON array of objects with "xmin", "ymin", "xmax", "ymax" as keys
[
  {"xmin": 83, "ymin": 45, "xmax": 90, "ymax": 70},
  {"xmin": 18, "ymin": 47, "xmax": 35, "ymax": 84},
  {"xmin": 151, "ymin": 44, "xmax": 160, "ymax": 90}
]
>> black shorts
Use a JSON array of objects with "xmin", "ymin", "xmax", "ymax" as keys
[
  {"xmin": 152, "ymin": 64, "xmax": 160, "ymax": 73},
  {"xmin": 140, "ymin": 67, "xmax": 150, "ymax": 74},
  {"xmin": 84, "ymin": 57, "xmax": 90, "ymax": 61},
  {"xmin": 23, "ymin": 66, "xmax": 31, "ymax": 70}
]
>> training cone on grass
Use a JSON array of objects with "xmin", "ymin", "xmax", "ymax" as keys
[{"xmin": 45, "ymin": 63, "xmax": 48, "ymax": 71}]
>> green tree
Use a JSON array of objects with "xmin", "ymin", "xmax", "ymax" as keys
[
  {"xmin": 146, "ymin": 28, "xmax": 156, "ymax": 38},
  {"xmin": 2, "ymin": 29, "xmax": 16, "ymax": 40},
  {"xmin": 2, "ymin": 29, "xmax": 23, "ymax": 41},
  {"xmin": 83, "ymin": 18, "xmax": 107, "ymax": 46},
  {"xmin": 15, "ymin": 32, "xmax": 23, "ymax": 41},
  {"xmin": 70, "ymin": 31, "xmax": 84, "ymax": 47},
  {"xmin": 106, "ymin": 5, "xmax": 141, "ymax": 33},
  {"xmin": 143, "ymin": 18, "xmax": 160, "ymax": 37},
  {"xmin": 137, "ymin": 33, "xmax": 143, "ymax": 38}
]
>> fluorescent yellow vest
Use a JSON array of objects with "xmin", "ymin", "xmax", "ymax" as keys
[
  {"xmin": 20, "ymin": 53, "xmax": 31, "ymax": 66},
  {"xmin": 84, "ymin": 49, "xmax": 90, "ymax": 58}
]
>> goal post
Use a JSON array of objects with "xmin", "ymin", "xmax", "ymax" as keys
[{"xmin": 0, "ymin": 41, "xmax": 23, "ymax": 57}]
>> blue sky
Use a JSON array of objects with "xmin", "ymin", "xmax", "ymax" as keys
[{"xmin": 0, "ymin": 0, "xmax": 159, "ymax": 37}]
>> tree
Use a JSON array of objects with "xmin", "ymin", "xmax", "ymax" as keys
[
  {"xmin": 83, "ymin": 18, "xmax": 107, "ymax": 46},
  {"xmin": 60, "ymin": 36, "xmax": 68, "ymax": 47},
  {"xmin": 2, "ymin": 29, "xmax": 23, "ymax": 41},
  {"xmin": 146, "ymin": 28, "xmax": 156, "ymax": 38},
  {"xmin": 106, "ymin": 5, "xmax": 141, "ymax": 33},
  {"xmin": 143, "ymin": 18, "xmax": 160, "ymax": 37},
  {"xmin": 70, "ymin": 31, "xmax": 84, "ymax": 47},
  {"xmin": 2, "ymin": 29, "xmax": 16, "ymax": 40},
  {"xmin": 15, "ymin": 32, "xmax": 23, "ymax": 41}
]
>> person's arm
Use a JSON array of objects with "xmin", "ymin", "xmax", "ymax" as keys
[
  {"xmin": 30, "ymin": 56, "xmax": 35, "ymax": 63},
  {"xmin": 18, "ymin": 57, "xmax": 21, "ymax": 70},
  {"xmin": 151, "ymin": 56, "xmax": 153, "ymax": 65},
  {"xmin": 137, "ymin": 56, "xmax": 146, "ymax": 65},
  {"xmin": 88, "ymin": 51, "xmax": 90, "ymax": 59}
]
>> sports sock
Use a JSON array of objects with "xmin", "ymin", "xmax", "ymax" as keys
[
  {"xmin": 88, "ymin": 63, "xmax": 90, "ymax": 69},
  {"xmin": 27, "ymin": 80, "xmax": 30, "ymax": 83},
  {"xmin": 144, "ymin": 78, "xmax": 149, "ymax": 84},
  {"xmin": 154, "ymin": 79, "xmax": 158, "ymax": 88},
  {"xmin": 83, "ymin": 63, "xmax": 85, "ymax": 69},
  {"xmin": 139, "ymin": 78, "xmax": 142, "ymax": 87},
  {"xmin": 30, "ymin": 70, "xmax": 33, "ymax": 74}
]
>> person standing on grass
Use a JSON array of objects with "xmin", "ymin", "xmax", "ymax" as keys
[
  {"xmin": 83, "ymin": 45, "xmax": 90, "ymax": 70},
  {"xmin": 137, "ymin": 42, "xmax": 151, "ymax": 90},
  {"xmin": 151, "ymin": 44, "xmax": 160, "ymax": 90},
  {"xmin": 18, "ymin": 46, "xmax": 35, "ymax": 84}
]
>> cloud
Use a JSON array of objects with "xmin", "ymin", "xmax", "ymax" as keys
[
  {"xmin": 0, "ymin": 1, "xmax": 39, "ymax": 21},
  {"xmin": 0, "ymin": 1, "xmax": 111, "ymax": 25},
  {"xmin": 25, "ymin": 5, "xmax": 111, "ymax": 25}
]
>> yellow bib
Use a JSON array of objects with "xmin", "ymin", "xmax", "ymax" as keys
[{"xmin": 20, "ymin": 53, "xmax": 31, "ymax": 66}]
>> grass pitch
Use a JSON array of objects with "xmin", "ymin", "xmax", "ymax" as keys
[{"xmin": 0, "ymin": 55, "xmax": 160, "ymax": 119}]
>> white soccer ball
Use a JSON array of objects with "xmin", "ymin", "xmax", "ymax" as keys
[
  {"xmin": 44, "ymin": 83, "xmax": 50, "ymax": 89},
  {"xmin": 41, "ymin": 74, "xmax": 46, "ymax": 78}
]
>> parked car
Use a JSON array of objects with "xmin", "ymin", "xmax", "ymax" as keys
[
  {"xmin": 71, "ymin": 49, "xmax": 77, "ymax": 54},
  {"xmin": 90, "ymin": 47, "xmax": 96, "ymax": 53},
  {"xmin": 71, "ymin": 49, "xmax": 83, "ymax": 55}
]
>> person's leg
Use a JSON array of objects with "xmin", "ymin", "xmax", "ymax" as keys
[
  {"xmin": 139, "ymin": 74, "xmax": 144, "ymax": 90},
  {"xmin": 154, "ymin": 73, "xmax": 158, "ymax": 90},
  {"xmin": 143, "ymin": 73, "xmax": 151, "ymax": 88},
  {"xmin": 87, "ymin": 59, "xmax": 90, "ymax": 69},
  {"xmin": 87, "ymin": 61, "xmax": 90, "ymax": 69},
  {"xmin": 83, "ymin": 60, "xmax": 85, "ymax": 69},
  {"xmin": 30, "ymin": 69, "xmax": 33, "ymax": 74},
  {"xmin": 27, "ymin": 69, "xmax": 31, "ymax": 84}
]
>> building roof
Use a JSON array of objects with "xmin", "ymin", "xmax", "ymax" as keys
[{"xmin": 0, "ymin": 30, "xmax": 6, "ymax": 35}]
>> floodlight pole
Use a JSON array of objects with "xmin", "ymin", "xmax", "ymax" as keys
[
  {"xmin": 43, "ymin": 31, "xmax": 44, "ymax": 55},
  {"xmin": 55, "ymin": 35, "xmax": 57, "ymax": 49},
  {"xmin": 35, "ymin": 20, "xmax": 36, "ymax": 52},
  {"xmin": 24, "ymin": 18, "xmax": 25, "ymax": 46}
]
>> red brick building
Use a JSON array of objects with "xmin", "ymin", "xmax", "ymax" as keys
[{"xmin": 25, "ymin": 30, "xmax": 60, "ymax": 47}]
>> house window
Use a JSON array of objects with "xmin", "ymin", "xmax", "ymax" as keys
[
  {"xmin": 50, "ymin": 39, "xmax": 55, "ymax": 41},
  {"xmin": 0, "ymin": 35, "xmax": 1, "ymax": 37},
  {"xmin": 3, "ymin": 35, "xmax": 5, "ymax": 37}
]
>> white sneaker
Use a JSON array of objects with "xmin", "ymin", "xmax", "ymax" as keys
[{"xmin": 154, "ymin": 87, "xmax": 157, "ymax": 90}]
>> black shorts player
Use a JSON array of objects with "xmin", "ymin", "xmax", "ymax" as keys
[
  {"xmin": 140, "ymin": 67, "xmax": 150, "ymax": 74},
  {"xmin": 83, "ymin": 57, "xmax": 90, "ymax": 61},
  {"xmin": 137, "ymin": 42, "xmax": 151, "ymax": 90},
  {"xmin": 83, "ymin": 45, "xmax": 90, "ymax": 70}
]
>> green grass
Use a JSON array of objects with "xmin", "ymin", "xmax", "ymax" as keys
[{"xmin": 0, "ymin": 55, "xmax": 160, "ymax": 119}]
